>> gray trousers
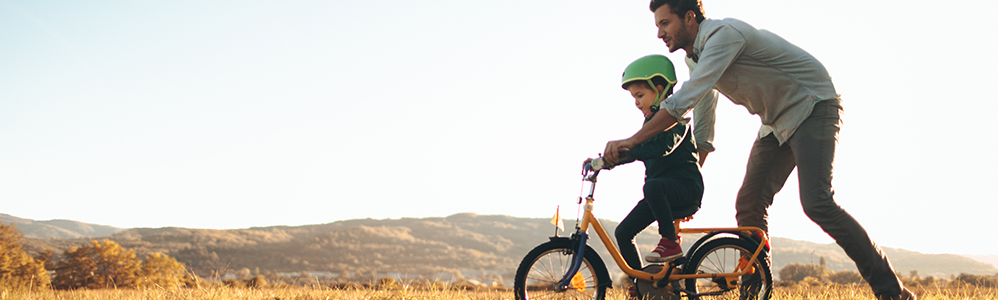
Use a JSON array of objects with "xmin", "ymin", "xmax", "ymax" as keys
[{"xmin": 734, "ymin": 99, "xmax": 903, "ymax": 295}]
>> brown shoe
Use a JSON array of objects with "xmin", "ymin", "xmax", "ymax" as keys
[{"xmin": 876, "ymin": 287, "xmax": 916, "ymax": 300}]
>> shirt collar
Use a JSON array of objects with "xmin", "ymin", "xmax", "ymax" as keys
[{"xmin": 689, "ymin": 19, "xmax": 714, "ymax": 62}]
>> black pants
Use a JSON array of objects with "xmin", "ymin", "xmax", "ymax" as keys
[{"xmin": 615, "ymin": 177, "xmax": 702, "ymax": 270}]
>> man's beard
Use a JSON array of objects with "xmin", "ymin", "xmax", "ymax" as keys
[{"xmin": 668, "ymin": 22, "xmax": 693, "ymax": 53}]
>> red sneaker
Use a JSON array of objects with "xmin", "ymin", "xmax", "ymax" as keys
[{"xmin": 645, "ymin": 238, "xmax": 682, "ymax": 262}]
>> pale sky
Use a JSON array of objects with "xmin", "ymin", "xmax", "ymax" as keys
[{"xmin": 2, "ymin": 1, "xmax": 996, "ymax": 256}]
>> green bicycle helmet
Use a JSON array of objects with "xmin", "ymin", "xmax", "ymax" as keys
[{"xmin": 621, "ymin": 54, "xmax": 677, "ymax": 112}]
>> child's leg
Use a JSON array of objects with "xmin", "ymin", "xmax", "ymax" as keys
[
  {"xmin": 642, "ymin": 178, "xmax": 701, "ymax": 239},
  {"xmin": 615, "ymin": 201, "xmax": 656, "ymax": 270},
  {"xmin": 643, "ymin": 178, "xmax": 702, "ymax": 262}
]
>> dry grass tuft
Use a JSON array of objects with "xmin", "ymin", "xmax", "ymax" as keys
[{"xmin": 1, "ymin": 285, "xmax": 996, "ymax": 300}]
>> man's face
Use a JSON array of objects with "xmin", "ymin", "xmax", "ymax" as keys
[{"xmin": 654, "ymin": 4, "xmax": 693, "ymax": 53}]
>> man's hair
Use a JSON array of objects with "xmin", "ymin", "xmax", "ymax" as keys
[{"xmin": 649, "ymin": 0, "xmax": 705, "ymax": 23}]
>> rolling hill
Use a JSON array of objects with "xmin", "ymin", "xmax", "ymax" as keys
[
  {"xmin": 0, "ymin": 213, "xmax": 123, "ymax": 239},
  {"xmin": 9, "ymin": 212, "xmax": 996, "ymax": 280}
]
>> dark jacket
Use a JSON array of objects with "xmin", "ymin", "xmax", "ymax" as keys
[{"xmin": 620, "ymin": 114, "xmax": 703, "ymax": 184}]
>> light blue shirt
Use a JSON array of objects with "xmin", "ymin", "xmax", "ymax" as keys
[
  {"xmin": 686, "ymin": 57, "xmax": 717, "ymax": 153},
  {"xmin": 665, "ymin": 18, "xmax": 840, "ymax": 145}
]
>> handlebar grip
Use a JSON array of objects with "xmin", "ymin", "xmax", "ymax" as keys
[{"xmin": 589, "ymin": 158, "xmax": 606, "ymax": 171}]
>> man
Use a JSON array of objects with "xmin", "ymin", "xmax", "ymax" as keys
[{"xmin": 602, "ymin": 1, "xmax": 915, "ymax": 299}]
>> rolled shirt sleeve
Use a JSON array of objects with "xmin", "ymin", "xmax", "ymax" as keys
[{"xmin": 686, "ymin": 57, "xmax": 718, "ymax": 153}]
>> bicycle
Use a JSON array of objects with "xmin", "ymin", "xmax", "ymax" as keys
[{"xmin": 512, "ymin": 157, "xmax": 773, "ymax": 300}]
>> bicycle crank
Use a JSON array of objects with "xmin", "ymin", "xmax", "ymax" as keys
[{"xmin": 635, "ymin": 265, "xmax": 681, "ymax": 300}]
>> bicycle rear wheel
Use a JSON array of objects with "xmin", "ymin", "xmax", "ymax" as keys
[
  {"xmin": 513, "ymin": 238, "xmax": 610, "ymax": 300},
  {"xmin": 682, "ymin": 237, "xmax": 772, "ymax": 300}
]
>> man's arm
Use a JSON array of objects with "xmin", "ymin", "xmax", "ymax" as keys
[
  {"xmin": 698, "ymin": 148, "xmax": 709, "ymax": 167},
  {"xmin": 628, "ymin": 123, "xmax": 688, "ymax": 161},
  {"xmin": 693, "ymin": 92, "xmax": 716, "ymax": 167},
  {"xmin": 687, "ymin": 56, "xmax": 718, "ymax": 167},
  {"xmin": 607, "ymin": 24, "xmax": 745, "ymax": 166}
]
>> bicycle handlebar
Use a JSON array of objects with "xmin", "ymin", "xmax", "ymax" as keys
[
  {"xmin": 582, "ymin": 160, "xmax": 600, "ymax": 182},
  {"xmin": 583, "ymin": 150, "xmax": 629, "ymax": 172},
  {"xmin": 586, "ymin": 158, "xmax": 606, "ymax": 172}
]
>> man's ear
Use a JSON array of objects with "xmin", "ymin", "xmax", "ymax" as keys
[{"xmin": 685, "ymin": 10, "xmax": 697, "ymax": 24}]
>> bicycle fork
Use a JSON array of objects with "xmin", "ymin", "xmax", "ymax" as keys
[{"xmin": 555, "ymin": 231, "xmax": 589, "ymax": 290}]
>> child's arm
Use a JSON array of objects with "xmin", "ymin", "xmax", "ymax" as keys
[{"xmin": 627, "ymin": 123, "xmax": 689, "ymax": 161}]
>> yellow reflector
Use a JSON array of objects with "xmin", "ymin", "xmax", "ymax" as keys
[
  {"xmin": 738, "ymin": 256, "xmax": 756, "ymax": 274},
  {"xmin": 571, "ymin": 271, "xmax": 586, "ymax": 292}
]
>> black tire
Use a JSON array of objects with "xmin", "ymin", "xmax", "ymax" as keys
[
  {"xmin": 513, "ymin": 238, "xmax": 611, "ymax": 300},
  {"xmin": 682, "ymin": 237, "xmax": 772, "ymax": 300}
]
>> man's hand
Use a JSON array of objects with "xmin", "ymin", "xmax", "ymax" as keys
[
  {"xmin": 697, "ymin": 148, "xmax": 710, "ymax": 167},
  {"xmin": 603, "ymin": 139, "xmax": 635, "ymax": 166}
]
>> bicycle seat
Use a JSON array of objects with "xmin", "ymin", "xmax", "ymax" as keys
[
  {"xmin": 674, "ymin": 216, "xmax": 694, "ymax": 223},
  {"xmin": 671, "ymin": 216, "xmax": 694, "ymax": 232},
  {"xmin": 672, "ymin": 204, "xmax": 699, "ymax": 221}
]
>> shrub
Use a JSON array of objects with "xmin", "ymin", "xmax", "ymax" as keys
[
  {"xmin": 138, "ymin": 253, "xmax": 187, "ymax": 288},
  {"xmin": 828, "ymin": 270, "xmax": 864, "ymax": 285},
  {"xmin": 955, "ymin": 273, "xmax": 998, "ymax": 288},
  {"xmin": 245, "ymin": 275, "xmax": 268, "ymax": 288},
  {"xmin": 800, "ymin": 276, "xmax": 824, "ymax": 287},
  {"xmin": 0, "ymin": 223, "xmax": 50, "ymax": 289},
  {"xmin": 223, "ymin": 278, "xmax": 244, "ymax": 288},
  {"xmin": 331, "ymin": 282, "xmax": 363, "ymax": 289},
  {"xmin": 778, "ymin": 262, "xmax": 828, "ymax": 283},
  {"xmin": 375, "ymin": 276, "xmax": 399, "ymax": 289},
  {"xmin": 52, "ymin": 240, "xmax": 141, "ymax": 289}
]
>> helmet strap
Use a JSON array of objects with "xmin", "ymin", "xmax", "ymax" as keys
[{"xmin": 649, "ymin": 79, "xmax": 668, "ymax": 112}]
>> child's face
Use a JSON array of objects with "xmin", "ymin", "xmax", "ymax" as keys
[{"xmin": 627, "ymin": 83, "xmax": 660, "ymax": 118}]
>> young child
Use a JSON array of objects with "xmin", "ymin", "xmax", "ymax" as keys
[{"xmin": 590, "ymin": 54, "xmax": 704, "ymax": 267}]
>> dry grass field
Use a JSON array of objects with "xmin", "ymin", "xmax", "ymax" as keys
[{"xmin": 2, "ymin": 285, "xmax": 997, "ymax": 300}]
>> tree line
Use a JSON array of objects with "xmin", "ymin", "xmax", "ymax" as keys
[
  {"xmin": 11, "ymin": 217, "xmax": 998, "ymax": 292},
  {"xmin": 1, "ymin": 223, "xmax": 189, "ymax": 290},
  {"xmin": 776, "ymin": 256, "xmax": 998, "ymax": 289},
  {"xmin": 10, "ymin": 213, "xmax": 998, "ymax": 291}
]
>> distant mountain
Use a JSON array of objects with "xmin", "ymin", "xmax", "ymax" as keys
[
  {"xmin": 12, "ymin": 213, "xmax": 996, "ymax": 280},
  {"xmin": 0, "ymin": 213, "xmax": 123, "ymax": 239},
  {"xmin": 962, "ymin": 254, "xmax": 998, "ymax": 269}
]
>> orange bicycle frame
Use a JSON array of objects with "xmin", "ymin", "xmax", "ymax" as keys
[{"xmin": 577, "ymin": 197, "xmax": 768, "ymax": 284}]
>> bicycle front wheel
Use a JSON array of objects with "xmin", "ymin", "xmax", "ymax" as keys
[
  {"xmin": 683, "ymin": 237, "xmax": 772, "ymax": 300},
  {"xmin": 513, "ymin": 238, "xmax": 610, "ymax": 300}
]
